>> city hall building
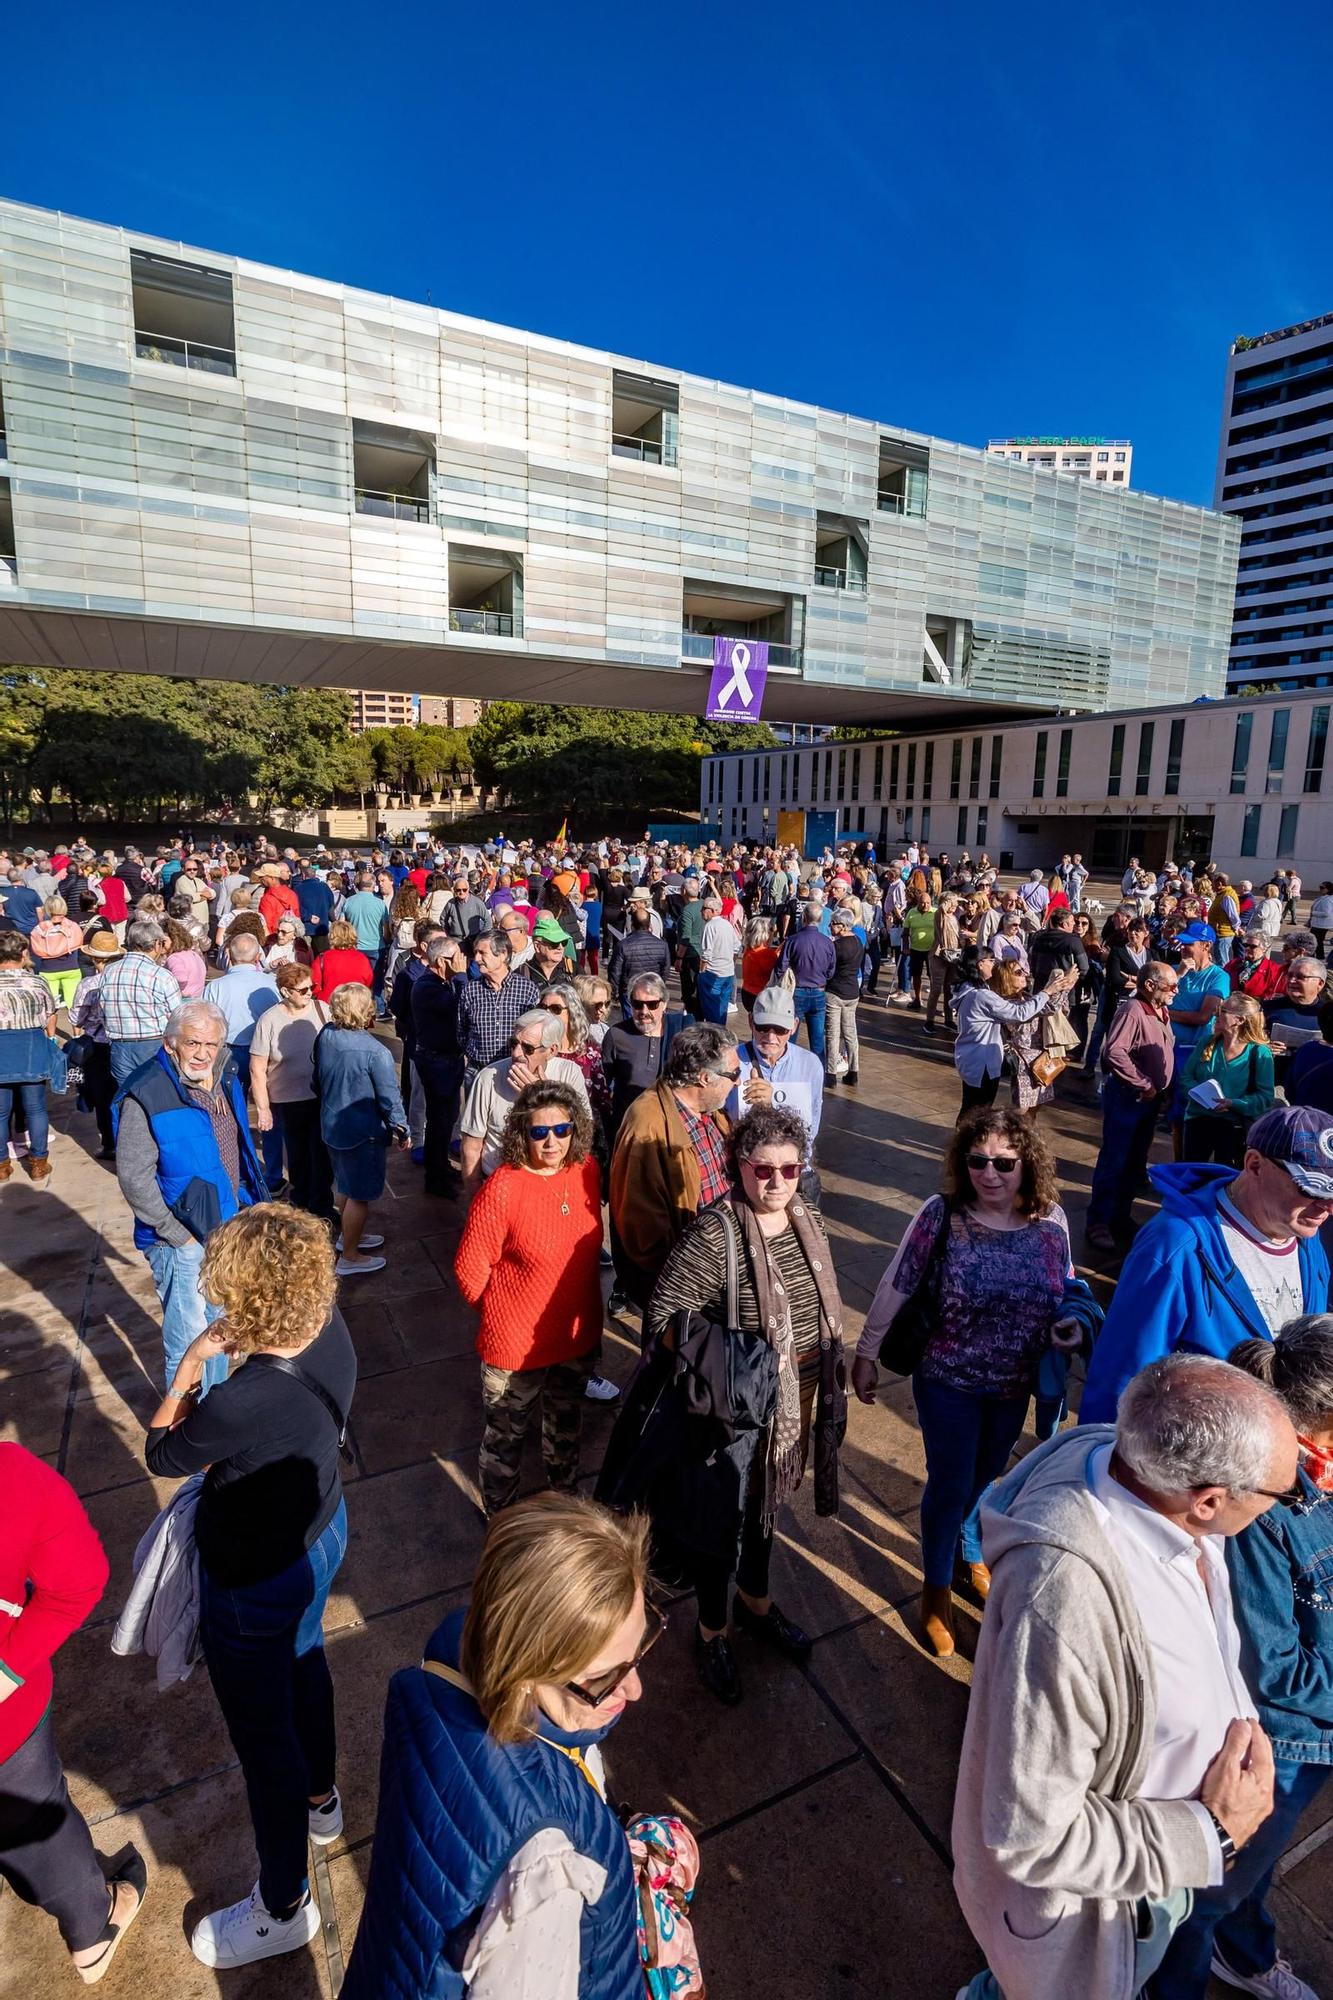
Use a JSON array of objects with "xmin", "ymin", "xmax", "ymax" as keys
[
  {"xmin": 702, "ymin": 687, "xmax": 1333, "ymax": 882},
  {"xmin": 0, "ymin": 197, "xmax": 1238, "ymax": 729}
]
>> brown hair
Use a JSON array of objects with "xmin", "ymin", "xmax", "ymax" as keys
[
  {"xmin": 461, "ymin": 1494, "xmax": 650, "ymax": 1743},
  {"xmin": 275, "ymin": 959, "xmax": 314, "ymax": 997},
  {"xmin": 944, "ymin": 1105, "xmax": 1059, "ymax": 1220},
  {"xmin": 326, "ymin": 919, "xmax": 359, "ymax": 950},
  {"xmin": 498, "ymin": 1080, "xmax": 593, "ymax": 1171},
  {"xmin": 202, "ymin": 1207, "xmax": 337, "ymax": 1352},
  {"xmin": 989, "ymin": 960, "xmax": 1027, "ymax": 1000},
  {"xmin": 163, "ymin": 918, "xmax": 197, "ymax": 956}
]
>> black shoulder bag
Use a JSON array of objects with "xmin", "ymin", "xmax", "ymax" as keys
[
  {"xmin": 670, "ymin": 1205, "xmax": 779, "ymax": 1437},
  {"xmin": 249, "ymin": 1353, "xmax": 355, "ymax": 1465},
  {"xmin": 878, "ymin": 1201, "xmax": 952, "ymax": 1377}
]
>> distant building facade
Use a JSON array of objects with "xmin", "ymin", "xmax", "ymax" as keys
[
  {"xmin": 987, "ymin": 437, "xmax": 1133, "ymax": 488},
  {"xmin": 349, "ymin": 690, "xmax": 416, "ymax": 733},
  {"xmin": 418, "ymin": 696, "xmax": 485, "ymax": 727}
]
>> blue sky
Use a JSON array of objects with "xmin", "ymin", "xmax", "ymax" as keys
[{"xmin": 3, "ymin": 0, "xmax": 1329, "ymax": 507}]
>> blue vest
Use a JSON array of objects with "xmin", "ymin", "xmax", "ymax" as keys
[
  {"xmin": 341, "ymin": 1609, "xmax": 642, "ymax": 2000},
  {"xmin": 112, "ymin": 1047, "xmax": 267, "ymax": 1250}
]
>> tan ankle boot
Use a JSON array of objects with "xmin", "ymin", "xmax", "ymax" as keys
[
  {"xmin": 920, "ymin": 1584, "xmax": 955, "ymax": 1658},
  {"xmin": 966, "ymin": 1562, "xmax": 991, "ymax": 1601}
]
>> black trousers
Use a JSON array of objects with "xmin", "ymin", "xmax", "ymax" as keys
[
  {"xmin": 0, "ymin": 1715, "xmax": 109, "ymax": 1952},
  {"xmin": 275, "ymin": 1097, "xmax": 335, "ymax": 1221},
  {"xmin": 417, "ymin": 1050, "xmax": 464, "ymax": 1193},
  {"xmin": 694, "ymin": 1482, "xmax": 774, "ymax": 1632},
  {"xmin": 958, "ymin": 1072, "xmax": 1001, "ymax": 1119},
  {"xmin": 1182, "ymin": 1111, "xmax": 1248, "ymax": 1168},
  {"xmin": 81, "ymin": 1041, "xmax": 116, "ymax": 1151}
]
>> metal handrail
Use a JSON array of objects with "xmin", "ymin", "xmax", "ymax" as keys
[
  {"xmin": 449, "ymin": 608, "xmax": 516, "ymax": 637},
  {"xmin": 355, "ymin": 488, "xmax": 431, "ymax": 524},
  {"xmin": 681, "ymin": 630, "xmax": 801, "ymax": 671},
  {"xmin": 612, "ymin": 433, "xmax": 677, "ymax": 467},
  {"xmin": 814, "ymin": 566, "xmax": 866, "ymax": 591},
  {"xmin": 876, "ymin": 489, "xmax": 906, "ymax": 514},
  {"xmin": 134, "ymin": 329, "xmax": 237, "ymax": 376}
]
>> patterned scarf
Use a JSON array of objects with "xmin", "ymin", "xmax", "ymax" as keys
[
  {"xmin": 734, "ymin": 1197, "xmax": 843, "ymax": 1529},
  {"xmin": 1299, "ymin": 1435, "xmax": 1333, "ymax": 1493}
]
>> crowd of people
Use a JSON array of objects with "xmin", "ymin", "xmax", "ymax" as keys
[{"xmin": 3, "ymin": 824, "xmax": 1333, "ymax": 1997}]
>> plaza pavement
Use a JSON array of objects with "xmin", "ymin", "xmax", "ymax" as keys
[{"xmin": 3, "ymin": 993, "xmax": 1333, "ymax": 1999}]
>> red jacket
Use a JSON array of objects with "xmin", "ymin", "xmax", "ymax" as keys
[
  {"xmin": 97, "ymin": 875, "xmax": 128, "ymax": 924},
  {"xmin": 1231, "ymin": 956, "xmax": 1287, "ymax": 1003},
  {"xmin": 312, "ymin": 946, "xmax": 374, "ymax": 1001},
  {"xmin": 0, "ymin": 1445, "xmax": 109, "ymax": 1761},
  {"xmin": 259, "ymin": 882, "xmax": 301, "ymax": 934}
]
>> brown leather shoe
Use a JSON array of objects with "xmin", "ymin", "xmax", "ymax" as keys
[
  {"xmin": 23, "ymin": 1157, "xmax": 52, "ymax": 1182},
  {"xmin": 0, "ymin": 1157, "xmax": 11, "ymax": 1181},
  {"xmin": 965, "ymin": 1562, "xmax": 991, "ymax": 1601},
  {"xmin": 920, "ymin": 1584, "xmax": 956, "ymax": 1658}
]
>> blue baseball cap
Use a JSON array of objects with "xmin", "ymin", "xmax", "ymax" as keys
[
  {"xmin": 1247, "ymin": 1106, "xmax": 1333, "ymax": 1199},
  {"xmin": 1176, "ymin": 922, "xmax": 1217, "ymax": 945}
]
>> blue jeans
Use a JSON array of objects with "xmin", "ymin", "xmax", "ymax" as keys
[
  {"xmin": 697, "ymin": 970, "xmax": 735, "ymax": 1024},
  {"xmin": 110, "ymin": 1036, "xmax": 161, "ymax": 1087},
  {"xmin": 792, "ymin": 985, "xmax": 827, "ymax": 1062},
  {"xmin": 1087, "ymin": 1075, "xmax": 1161, "ymax": 1234},
  {"xmin": 1148, "ymin": 1759, "xmax": 1331, "ymax": 1995},
  {"xmin": 200, "ymin": 1499, "xmax": 347, "ymax": 1917},
  {"xmin": 965, "ymin": 1889, "xmax": 1192, "ymax": 1999},
  {"xmin": 1083, "ymin": 999, "xmax": 1113, "ymax": 1075},
  {"xmin": 914, "ymin": 1373, "xmax": 1029, "ymax": 1587},
  {"xmin": 143, "ymin": 1237, "xmax": 228, "ymax": 1396},
  {"xmin": 0, "ymin": 1080, "xmax": 50, "ymax": 1158}
]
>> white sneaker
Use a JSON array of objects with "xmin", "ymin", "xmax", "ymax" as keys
[
  {"xmin": 335, "ymin": 1254, "xmax": 386, "ymax": 1277},
  {"xmin": 1211, "ymin": 1953, "xmax": 1321, "ymax": 2000},
  {"xmin": 336, "ymin": 1233, "xmax": 384, "ymax": 1251},
  {"xmin": 190, "ymin": 1884, "xmax": 320, "ymax": 1968},
  {"xmin": 308, "ymin": 1786, "xmax": 343, "ymax": 1846},
  {"xmin": 584, "ymin": 1374, "xmax": 620, "ymax": 1403}
]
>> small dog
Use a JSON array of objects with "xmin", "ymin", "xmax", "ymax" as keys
[{"xmin": 1084, "ymin": 897, "xmax": 1105, "ymax": 915}]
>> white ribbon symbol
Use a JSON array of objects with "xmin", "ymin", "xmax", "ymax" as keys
[{"xmin": 716, "ymin": 641, "xmax": 754, "ymax": 711}]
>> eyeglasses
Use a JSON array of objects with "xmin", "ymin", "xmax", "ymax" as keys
[
  {"xmin": 745, "ymin": 1160, "xmax": 801, "ymax": 1182},
  {"xmin": 1249, "ymin": 1480, "xmax": 1305, "ymax": 1510},
  {"xmin": 515, "ymin": 1041, "xmax": 545, "ymax": 1059},
  {"xmin": 632, "ymin": 997, "xmax": 664, "ymax": 1010},
  {"xmin": 529, "ymin": 1121, "xmax": 573, "ymax": 1140},
  {"xmin": 753, "ymin": 1024, "xmax": 791, "ymax": 1037},
  {"xmin": 290, "ymin": 984, "xmax": 313, "ymax": 996},
  {"xmin": 565, "ymin": 1602, "xmax": 667, "ymax": 1707},
  {"xmin": 966, "ymin": 1153, "xmax": 1019, "ymax": 1174},
  {"xmin": 717, "ymin": 1066, "xmax": 743, "ymax": 1083},
  {"xmin": 544, "ymin": 1002, "xmax": 567, "ymax": 1014}
]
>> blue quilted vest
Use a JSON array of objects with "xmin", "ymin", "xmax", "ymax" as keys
[
  {"xmin": 112, "ymin": 1047, "xmax": 267, "ymax": 1250},
  {"xmin": 341, "ymin": 1609, "xmax": 643, "ymax": 2000}
]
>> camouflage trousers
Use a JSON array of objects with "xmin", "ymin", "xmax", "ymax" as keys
[{"xmin": 478, "ymin": 1349, "xmax": 598, "ymax": 1517}]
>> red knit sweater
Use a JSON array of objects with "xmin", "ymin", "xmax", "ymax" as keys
[
  {"xmin": 0, "ymin": 1445, "xmax": 109, "ymax": 1762},
  {"xmin": 312, "ymin": 947, "xmax": 374, "ymax": 1001},
  {"xmin": 454, "ymin": 1158, "xmax": 604, "ymax": 1370}
]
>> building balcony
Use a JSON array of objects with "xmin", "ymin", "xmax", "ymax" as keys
[
  {"xmin": 449, "ymin": 608, "xmax": 518, "ymax": 638},
  {"xmin": 612, "ymin": 433, "xmax": 673, "ymax": 466},
  {"xmin": 681, "ymin": 629, "xmax": 801, "ymax": 670},
  {"xmin": 814, "ymin": 565, "xmax": 866, "ymax": 591},
  {"xmin": 134, "ymin": 328, "xmax": 237, "ymax": 376},
  {"xmin": 355, "ymin": 488, "xmax": 431, "ymax": 524}
]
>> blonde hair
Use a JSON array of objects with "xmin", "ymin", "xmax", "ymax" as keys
[
  {"xmin": 44, "ymin": 896, "xmax": 68, "ymax": 919},
  {"xmin": 1206, "ymin": 991, "xmax": 1268, "ymax": 1056},
  {"xmin": 462, "ymin": 1494, "xmax": 650, "ymax": 1744},
  {"xmin": 327, "ymin": 919, "xmax": 358, "ymax": 950},
  {"xmin": 202, "ymin": 1207, "xmax": 337, "ymax": 1352},
  {"xmin": 329, "ymin": 982, "xmax": 375, "ymax": 1029}
]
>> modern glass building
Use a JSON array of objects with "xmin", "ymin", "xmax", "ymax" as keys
[{"xmin": 0, "ymin": 196, "xmax": 1238, "ymax": 725}]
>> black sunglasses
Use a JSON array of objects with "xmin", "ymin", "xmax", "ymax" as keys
[
  {"xmin": 632, "ymin": 997, "xmax": 664, "ymax": 1010},
  {"xmin": 966, "ymin": 1153, "xmax": 1019, "ymax": 1174},
  {"xmin": 530, "ymin": 1121, "xmax": 573, "ymax": 1140},
  {"xmin": 565, "ymin": 1602, "xmax": 667, "ymax": 1707}
]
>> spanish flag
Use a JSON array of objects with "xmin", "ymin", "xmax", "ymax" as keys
[{"xmin": 554, "ymin": 818, "xmax": 568, "ymax": 847}]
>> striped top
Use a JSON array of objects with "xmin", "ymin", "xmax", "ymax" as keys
[{"xmin": 646, "ymin": 1205, "xmax": 824, "ymax": 1383}]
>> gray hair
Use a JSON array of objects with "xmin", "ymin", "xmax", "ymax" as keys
[
  {"xmin": 628, "ymin": 970, "xmax": 667, "ymax": 1003},
  {"xmin": 1139, "ymin": 961, "xmax": 1178, "ymax": 999},
  {"xmin": 701, "ymin": 896, "xmax": 722, "ymax": 916},
  {"xmin": 511, "ymin": 1008, "xmax": 564, "ymax": 1051},
  {"xmin": 1116, "ymin": 1354, "xmax": 1287, "ymax": 1497},
  {"xmin": 542, "ymin": 979, "xmax": 590, "ymax": 1050},
  {"xmin": 1230, "ymin": 1318, "xmax": 1333, "ymax": 1433},
  {"xmin": 423, "ymin": 934, "xmax": 460, "ymax": 969},
  {"xmin": 1288, "ymin": 956, "xmax": 1326, "ymax": 981},
  {"xmin": 481, "ymin": 927, "xmax": 513, "ymax": 962},
  {"xmin": 663, "ymin": 1021, "xmax": 737, "ymax": 1088},
  {"xmin": 227, "ymin": 931, "xmax": 263, "ymax": 964},
  {"xmin": 164, "ymin": 998, "xmax": 227, "ymax": 1045},
  {"xmin": 125, "ymin": 918, "xmax": 166, "ymax": 953}
]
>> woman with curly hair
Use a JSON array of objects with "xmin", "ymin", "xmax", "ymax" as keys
[
  {"xmin": 853, "ymin": 1106, "xmax": 1080, "ymax": 1658},
  {"xmin": 144, "ymin": 1206, "xmax": 355, "ymax": 1971},
  {"xmin": 455, "ymin": 1080, "xmax": 605, "ymax": 1518}
]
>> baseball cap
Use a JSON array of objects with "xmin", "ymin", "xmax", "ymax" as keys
[
  {"xmin": 751, "ymin": 976, "xmax": 796, "ymax": 1031},
  {"xmin": 1247, "ymin": 1106, "xmax": 1333, "ymax": 1199},
  {"xmin": 1176, "ymin": 922, "xmax": 1217, "ymax": 945},
  {"xmin": 532, "ymin": 914, "xmax": 571, "ymax": 945}
]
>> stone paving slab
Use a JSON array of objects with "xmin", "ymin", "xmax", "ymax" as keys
[{"xmin": 3, "ymin": 1000, "xmax": 1332, "ymax": 1998}]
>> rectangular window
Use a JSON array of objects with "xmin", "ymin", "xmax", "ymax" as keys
[
  {"xmin": 907, "ymin": 744, "xmax": 917, "ymax": 797},
  {"xmin": 989, "ymin": 736, "xmax": 1002, "ymax": 798},
  {"xmin": 851, "ymin": 750, "xmax": 860, "ymax": 801},
  {"xmin": 1033, "ymin": 731, "xmax": 1048, "ymax": 798},
  {"xmin": 1108, "ymin": 722, "xmax": 1125, "ymax": 797},
  {"xmin": 1266, "ymin": 708, "xmax": 1290, "ymax": 794},
  {"xmin": 889, "ymin": 744, "xmax": 900, "ymax": 800},
  {"xmin": 1240, "ymin": 802, "xmax": 1262, "ymax": 857},
  {"xmin": 950, "ymin": 739, "xmax": 962, "ymax": 799},
  {"xmin": 1305, "ymin": 706, "xmax": 1329, "ymax": 793},
  {"xmin": 779, "ymin": 756, "xmax": 787, "ymax": 803},
  {"xmin": 903, "ymin": 806, "xmax": 913, "ymax": 839},
  {"xmin": 762, "ymin": 758, "xmax": 770, "ymax": 802},
  {"xmin": 920, "ymin": 806, "xmax": 931, "ymax": 844},
  {"xmin": 1165, "ymin": 717, "xmax": 1185, "ymax": 796},
  {"xmin": 824, "ymin": 750, "xmax": 833, "ymax": 803},
  {"xmin": 969, "ymin": 736, "xmax": 983, "ymax": 799},
  {"xmin": 1135, "ymin": 720, "xmax": 1154, "ymax": 795},
  {"xmin": 1056, "ymin": 728, "xmax": 1072, "ymax": 799},
  {"xmin": 752, "ymin": 759, "xmax": 760, "ymax": 803},
  {"xmin": 1230, "ymin": 712, "xmax": 1253, "ymax": 794},
  {"xmin": 976, "ymin": 805, "xmax": 989, "ymax": 849},
  {"xmin": 1277, "ymin": 803, "xmax": 1300, "ymax": 856},
  {"xmin": 837, "ymin": 749, "xmax": 847, "ymax": 802},
  {"xmin": 874, "ymin": 744, "xmax": 884, "ymax": 796},
  {"xmin": 923, "ymin": 742, "xmax": 935, "ymax": 799},
  {"xmin": 957, "ymin": 806, "xmax": 968, "ymax": 845}
]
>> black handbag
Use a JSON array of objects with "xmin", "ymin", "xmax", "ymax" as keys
[
  {"xmin": 878, "ymin": 1200, "xmax": 951, "ymax": 1377},
  {"xmin": 670, "ymin": 1207, "xmax": 778, "ymax": 1437}
]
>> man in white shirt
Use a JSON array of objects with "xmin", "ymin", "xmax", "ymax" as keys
[
  {"xmin": 458, "ymin": 1011, "xmax": 589, "ymax": 1197},
  {"xmin": 728, "ymin": 975, "xmax": 823, "ymax": 1145},
  {"xmin": 953, "ymin": 1355, "xmax": 1296, "ymax": 2000}
]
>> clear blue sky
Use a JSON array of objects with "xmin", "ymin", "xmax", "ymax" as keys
[{"xmin": 3, "ymin": 0, "xmax": 1329, "ymax": 507}]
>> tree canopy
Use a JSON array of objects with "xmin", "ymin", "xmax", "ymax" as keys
[{"xmin": 470, "ymin": 702, "xmax": 775, "ymax": 815}]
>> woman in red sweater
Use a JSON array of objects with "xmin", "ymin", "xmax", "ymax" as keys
[
  {"xmin": 0, "ymin": 1444, "xmax": 146, "ymax": 1980},
  {"xmin": 311, "ymin": 919, "xmax": 374, "ymax": 1003},
  {"xmin": 455, "ymin": 1080, "xmax": 605, "ymax": 1517}
]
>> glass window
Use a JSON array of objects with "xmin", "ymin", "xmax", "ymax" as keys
[
  {"xmin": 923, "ymin": 743, "xmax": 935, "ymax": 800},
  {"xmin": 1135, "ymin": 721, "xmax": 1155, "ymax": 795},
  {"xmin": 976, "ymin": 805, "xmax": 989, "ymax": 848},
  {"xmin": 851, "ymin": 749, "xmax": 861, "ymax": 801},
  {"xmin": 752, "ymin": 760, "xmax": 760, "ymax": 802},
  {"xmin": 1240, "ymin": 802, "xmax": 1262, "ymax": 856},
  {"xmin": 1230, "ymin": 712, "xmax": 1253, "ymax": 795},
  {"xmin": 763, "ymin": 758, "xmax": 770, "ymax": 801},
  {"xmin": 989, "ymin": 736, "xmax": 1002, "ymax": 798},
  {"xmin": 1033, "ymin": 731, "xmax": 1048, "ymax": 798},
  {"xmin": 837, "ymin": 749, "xmax": 846, "ymax": 802},
  {"xmin": 779, "ymin": 756, "xmax": 787, "ymax": 803},
  {"xmin": 1056, "ymin": 728, "xmax": 1072, "ymax": 799},
  {"xmin": 920, "ymin": 806, "xmax": 931, "ymax": 844},
  {"xmin": 957, "ymin": 805, "xmax": 968, "ymax": 845},
  {"xmin": 1165, "ymin": 717, "xmax": 1185, "ymax": 796},
  {"xmin": 1097, "ymin": 451, "xmax": 1108, "ymax": 463},
  {"xmin": 970, "ymin": 736, "xmax": 983, "ymax": 799},
  {"xmin": 1108, "ymin": 723, "xmax": 1125, "ymax": 797},
  {"xmin": 874, "ymin": 744, "xmax": 884, "ymax": 795},
  {"xmin": 1266, "ymin": 709, "xmax": 1290, "ymax": 793},
  {"xmin": 823, "ymin": 750, "xmax": 833, "ymax": 803},
  {"xmin": 903, "ymin": 806, "xmax": 913, "ymax": 839},
  {"xmin": 889, "ymin": 743, "xmax": 900, "ymax": 800},
  {"xmin": 906, "ymin": 744, "xmax": 917, "ymax": 797},
  {"xmin": 1277, "ymin": 803, "xmax": 1299, "ymax": 856},
  {"xmin": 1304, "ymin": 706, "xmax": 1329, "ymax": 793},
  {"xmin": 1115, "ymin": 451, "xmax": 1126, "ymax": 464},
  {"xmin": 950, "ymin": 739, "xmax": 962, "ymax": 799}
]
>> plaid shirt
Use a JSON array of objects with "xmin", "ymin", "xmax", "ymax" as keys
[
  {"xmin": 0, "ymin": 967, "xmax": 53, "ymax": 1032},
  {"xmin": 675, "ymin": 1097, "xmax": 731, "ymax": 1210},
  {"xmin": 99, "ymin": 952, "xmax": 182, "ymax": 1040},
  {"xmin": 457, "ymin": 968, "xmax": 544, "ymax": 1070}
]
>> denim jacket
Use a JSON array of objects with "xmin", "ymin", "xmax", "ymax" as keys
[{"xmin": 1227, "ymin": 1467, "xmax": 1333, "ymax": 1766}]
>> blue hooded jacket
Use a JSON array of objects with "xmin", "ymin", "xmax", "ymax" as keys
[{"xmin": 1080, "ymin": 1161, "xmax": 1331, "ymax": 1424}]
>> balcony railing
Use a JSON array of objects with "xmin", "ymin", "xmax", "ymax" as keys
[
  {"xmin": 355, "ymin": 488, "xmax": 431, "ymax": 524},
  {"xmin": 612, "ymin": 433, "xmax": 677, "ymax": 467},
  {"xmin": 814, "ymin": 566, "xmax": 867, "ymax": 591},
  {"xmin": 449, "ymin": 607, "xmax": 517, "ymax": 637},
  {"xmin": 876, "ymin": 488, "xmax": 927, "ymax": 519},
  {"xmin": 134, "ymin": 329, "xmax": 237, "ymax": 376},
  {"xmin": 682, "ymin": 630, "xmax": 801, "ymax": 671}
]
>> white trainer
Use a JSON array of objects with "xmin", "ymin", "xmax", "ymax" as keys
[
  {"xmin": 190, "ymin": 1884, "xmax": 320, "ymax": 1968},
  {"xmin": 1211, "ymin": 1953, "xmax": 1321, "ymax": 2000},
  {"xmin": 335, "ymin": 1255, "xmax": 386, "ymax": 1277},
  {"xmin": 336, "ymin": 1233, "xmax": 384, "ymax": 1252},
  {"xmin": 308, "ymin": 1786, "xmax": 344, "ymax": 1846},
  {"xmin": 583, "ymin": 1375, "xmax": 621, "ymax": 1403}
]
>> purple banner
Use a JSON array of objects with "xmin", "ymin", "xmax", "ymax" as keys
[{"xmin": 705, "ymin": 636, "xmax": 769, "ymax": 724}]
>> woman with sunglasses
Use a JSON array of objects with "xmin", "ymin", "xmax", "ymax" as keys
[
  {"xmin": 341, "ymin": 1493, "xmax": 659, "ymax": 2000},
  {"xmin": 637, "ymin": 1103, "xmax": 846, "ymax": 1706},
  {"xmin": 541, "ymin": 979, "xmax": 611, "ymax": 1131},
  {"xmin": 853, "ymin": 1107, "xmax": 1079, "ymax": 1658},
  {"xmin": 455, "ymin": 1081, "xmax": 606, "ymax": 1517},
  {"xmin": 1150, "ymin": 1318, "xmax": 1333, "ymax": 2000}
]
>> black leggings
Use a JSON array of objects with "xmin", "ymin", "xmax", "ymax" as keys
[
  {"xmin": 693, "ymin": 1487, "xmax": 773, "ymax": 1632},
  {"xmin": 1182, "ymin": 1112, "xmax": 1247, "ymax": 1168},
  {"xmin": 958, "ymin": 1072, "xmax": 1001, "ymax": 1119}
]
